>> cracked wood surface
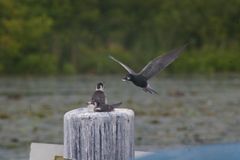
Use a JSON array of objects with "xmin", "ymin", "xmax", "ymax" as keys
[{"xmin": 64, "ymin": 108, "xmax": 134, "ymax": 160}]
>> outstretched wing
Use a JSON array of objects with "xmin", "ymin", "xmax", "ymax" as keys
[
  {"xmin": 139, "ymin": 44, "xmax": 188, "ymax": 79},
  {"xmin": 109, "ymin": 55, "xmax": 135, "ymax": 74}
]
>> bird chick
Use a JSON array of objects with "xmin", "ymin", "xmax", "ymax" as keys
[{"xmin": 88, "ymin": 82, "xmax": 122, "ymax": 112}]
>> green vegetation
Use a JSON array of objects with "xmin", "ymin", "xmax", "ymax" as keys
[{"xmin": 0, "ymin": 0, "xmax": 240, "ymax": 75}]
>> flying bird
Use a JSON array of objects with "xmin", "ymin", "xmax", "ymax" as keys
[
  {"xmin": 109, "ymin": 44, "xmax": 188, "ymax": 94},
  {"xmin": 88, "ymin": 82, "xmax": 122, "ymax": 112}
]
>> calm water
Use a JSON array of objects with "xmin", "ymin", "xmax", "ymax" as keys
[{"xmin": 0, "ymin": 74, "xmax": 240, "ymax": 160}]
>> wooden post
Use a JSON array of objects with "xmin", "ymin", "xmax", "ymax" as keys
[{"xmin": 64, "ymin": 108, "xmax": 134, "ymax": 160}]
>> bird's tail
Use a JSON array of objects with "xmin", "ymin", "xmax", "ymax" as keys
[
  {"xmin": 94, "ymin": 102, "xmax": 122, "ymax": 112},
  {"xmin": 110, "ymin": 102, "xmax": 122, "ymax": 108},
  {"xmin": 144, "ymin": 85, "xmax": 159, "ymax": 95}
]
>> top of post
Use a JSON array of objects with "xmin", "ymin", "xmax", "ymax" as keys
[{"xmin": 64, "ymin": 108, "xmax": 134, "ymax": 120}]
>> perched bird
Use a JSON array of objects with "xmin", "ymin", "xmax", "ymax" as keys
[
  {"xmin": 88, "ymin": 82, "xmax": 122, "ymax": 112},
  {"xmin": 88, "ymin": 82, "xmax": 107, "ymax": 105},
  {"xmin": 109, "ymin": 44, "xmax": 188, "ymax": 94},
  {"xmin": 94, "ymin": 102, "xmax": 122, "ymax": 112}
]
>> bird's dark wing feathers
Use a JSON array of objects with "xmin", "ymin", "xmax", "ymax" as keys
[
  {"xmin": 109, "ymin": 102, "xmax": 122, "ymax": 108},
  {"xmin": 139, "ymin": 44, "xmax": 188, "ymax": 79},
  {"xmin": 91, "ymin": 91, "xmax": 105, "ymax": 105},
  {"xmin": 109, "ymin": 55, "xmax": 136, "ymax": 74},
  {"xmin": 94, "ymin": 102, "xmax": 122, "ymax": 112}
]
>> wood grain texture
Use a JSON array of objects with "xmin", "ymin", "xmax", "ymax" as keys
[{"xmin": 64, "ymin": 108, "xmax": 134, "ymax": 160}]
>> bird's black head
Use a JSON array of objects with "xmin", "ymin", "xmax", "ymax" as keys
[
  {"xmin": 96, "ymin": 82, "xmax": 104, "ymax": 91},
  {"xmin": 122, "ymin": 74, "xmax": 133, "ymax": 82}
]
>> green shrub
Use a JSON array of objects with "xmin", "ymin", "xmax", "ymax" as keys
[{"xmin": 18, "ymin": 54, "xmax": 58, "ymax": 75}]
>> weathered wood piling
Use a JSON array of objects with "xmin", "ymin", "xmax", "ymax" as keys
[{"xmin": 64, "ymin": 108, "xmax": 134, "ymax": 160}]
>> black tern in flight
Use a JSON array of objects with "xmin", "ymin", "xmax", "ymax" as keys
[
  {"xmin": 88, "ymin": 82, "xmax": 122, "ymax": 112},
  {"xmin": 109, "ymin": 44, "xmax": 188, "ymax": 94}
]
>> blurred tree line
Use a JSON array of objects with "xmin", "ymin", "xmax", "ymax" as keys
[{"xmin": 0, "ymin": 0, "xmax": 240, "ymax": 75}]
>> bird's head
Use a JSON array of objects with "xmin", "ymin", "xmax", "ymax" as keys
[
  {"xmin": 122, "ymin": 74, "xmax": 133, "ymax": 82},
  {"xmin": 96, "ymin": 82, "xmax": 104, "ymax": 91}
]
